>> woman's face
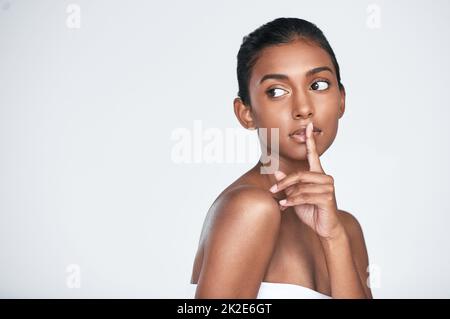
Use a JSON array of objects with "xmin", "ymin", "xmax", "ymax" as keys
[{"xmin": 236, "ymin": 38, "xmax": 345, "ymax": 162}]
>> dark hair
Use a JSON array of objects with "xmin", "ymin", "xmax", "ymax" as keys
[{"xmin": 236, "ymin": 17, "xmax": 343, "ymax": 106}]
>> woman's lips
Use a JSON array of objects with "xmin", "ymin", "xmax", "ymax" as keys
[
  {"xmin": 289, "ymin": 128, "xmax": 322, "ymax": 143},
  {"xmin": 290, "ymin": 126, "xmax": 322, "ymax": 136}
]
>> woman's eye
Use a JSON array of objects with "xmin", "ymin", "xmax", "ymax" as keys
[
  {"xmin": 311, "ymin": 80, "xmax": 329, "ymax": 91},
  {"xmin": 267, "ymin": 88, "xmax": 288, "ymax": 98}
]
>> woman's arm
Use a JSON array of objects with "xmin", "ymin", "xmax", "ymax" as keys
[
  {"xmin": 195, "ymin": 186, "xmax": 281, "ymax": 298},
  {"xmin": 270, "ymin": 123, "xmax": 373, "ymax": 299},
  {"xmin": 319, "ymin": 210, "xmax": 373, "ymax": 299}
]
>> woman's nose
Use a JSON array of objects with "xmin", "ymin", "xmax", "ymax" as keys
[{"xmin": 291, "ymin": 94, "xmax": 313, "ymax": 119}]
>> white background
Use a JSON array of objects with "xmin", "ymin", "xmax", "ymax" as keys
[{"xmin": 1, "ymin": 0, "xmax": 449, "ymax": 298}]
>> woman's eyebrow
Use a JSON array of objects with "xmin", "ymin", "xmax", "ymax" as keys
[{"xmin": 259, "ymin": 66, "xmax": 334, "ymax": 84}]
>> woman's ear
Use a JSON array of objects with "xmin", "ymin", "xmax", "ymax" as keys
[
  {"xmin": 338, "ymin": 84, "xmax": 346, "ymax": 119},
  {"xmin": 233, "ymin": 97, "xmax": 257, "ymax": 130}
]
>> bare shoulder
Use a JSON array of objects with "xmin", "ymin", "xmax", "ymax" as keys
[
  {"xmin": 209, "ymin": 185, "xmax": 282, "ymax": 241},
  {"xmin": 213, "ymin": 185, "xmax": 281, "ymax": 221},
  {"xmin": 337, "ymin": 209, "xmax": 364, "ymax": 237},
  {"xmin": 337, "ymin": 209, "xmax": 368, "ymax": 255},
  {"xmin": 337, "ymin": 209, "xmax": 373, "ymax": 298},
  {"xmin": 195, "ymin": 185, "xmax": 281, "ymax": 298}
]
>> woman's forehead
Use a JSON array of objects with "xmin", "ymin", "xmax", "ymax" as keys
[{"xmin": 249, "ymin": 40, "xmax": 335, "ymax": 85}]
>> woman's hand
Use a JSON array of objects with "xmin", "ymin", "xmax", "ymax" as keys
[{"xmin": 269, "ymin": 122, "xmax": 344, "ymax": 240}]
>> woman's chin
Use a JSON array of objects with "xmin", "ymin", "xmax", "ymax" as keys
[
  {"xmin": 277, "ymin": 150, "xmax": 309, "ymax": 162},
  {"xmin": 287, "ymin": 146, "xmax": 309, "ymax": 159}
]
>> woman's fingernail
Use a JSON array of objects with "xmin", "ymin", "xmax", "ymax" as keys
[
  {"xmin": 269, "ymin": 184, "xmax": 278, "ymax": 193},
  {"xmin": 279, "ymin": 199, "xmax": 287, "ymax": 205}
]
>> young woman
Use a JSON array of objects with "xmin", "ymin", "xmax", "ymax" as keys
[{"xmin": 189, "ymin": 17, "xmax": 373, "ymax": 299}]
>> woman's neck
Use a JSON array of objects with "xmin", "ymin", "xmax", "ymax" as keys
[
  {"xmin": 246, "ymin": 155, "xmax": 311, "ymax": 195},
  {"xmin": 258, "ymin": 154, "xmax": 310, "ymax": 175}
]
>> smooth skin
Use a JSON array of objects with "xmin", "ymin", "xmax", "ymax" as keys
[{"xmin": 190, "ymin": 38, "xmax": 373, "ymax": 299}]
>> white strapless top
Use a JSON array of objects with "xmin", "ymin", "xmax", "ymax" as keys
[{"xmin": 187, "ymin": 282, "xmax": 332, "ymax": 299}]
